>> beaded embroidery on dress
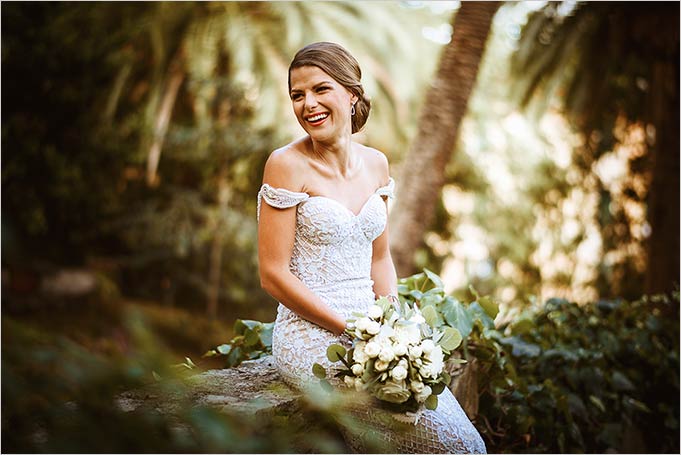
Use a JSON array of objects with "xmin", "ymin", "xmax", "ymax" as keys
[{"xmin": 257, "ymin": 178, "xmax": 487, "ymax": 454}]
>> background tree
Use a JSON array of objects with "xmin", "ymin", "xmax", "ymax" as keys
[
  {"xmin": 390, "ymin": 1, "xmax": 502, "ymax": 276},
  {"xmin": 510, "ymin": 1, "xmax": 679, "ymax": 297}
]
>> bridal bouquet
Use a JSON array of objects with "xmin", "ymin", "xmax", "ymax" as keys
[{"xmin": 313, "ymin": 296, "xmax": 462, "ymax": 416}]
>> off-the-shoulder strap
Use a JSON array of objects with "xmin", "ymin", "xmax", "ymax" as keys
[
  {"xmin": 257, "ymin": 183, "xmax": 310, "ymax": 222},
  {"xmin": 375, "ymin": 177, "xmax": 395, "ymax": 199}
]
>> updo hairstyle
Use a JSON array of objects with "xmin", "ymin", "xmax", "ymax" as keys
[{"xmin": 288, "ymin": 42, "xmax": 371, "ymax": 134}]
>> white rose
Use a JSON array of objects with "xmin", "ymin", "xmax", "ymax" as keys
[
  {"xmin": 351, "ymin": 363, "xmax": 364, "ymax": 376},
  {"xmin": 391, "ymin": 365, "xmax": 408, "ymax": 381},
  {"xmin": 424, "ymin": 346, "xmax": 444, "ymax": 376},
  {"xmin": 415, "ymin": 385, "xmax": 432, "ymax": 403},
  {"xmin": 394, "ymin": 323, "xmax": 421, "ymax": 346},
  {"xmin": 378, "ymin": 347, "xmax": 395, "ymax": 363},
  {"xmin": 353, "ymin": 349, "xmax": 368, "ymax": 364},
  {"xmin": 397, "ymin": 358, "xmax": 408, "ymax": 368},
  {"xmin": 374, "ymin": 360, "xmax": 389, "ymax": 371},
  {"xmin": 364, "ymin": 341, "xmax": 381, "ymax": 358},
  {"xmin": 420, "ymin": 339, "xmax": 435, "ymax": 354},
  {"xmin": 410, "ymin": 313, "xmax": 426, "ymax": 324},
  {"xmin": 410, "ymin": 380, "xmax": 425, "ymax": 393},
  {"xmin": 427, "ymin": 345, "xmax": 444, "ymax": 362},
  {"xmin": 419, "ymin": 364, "xmax": 435, "ymax": 379},
  {"xmin": 409, "ymin": 345, "xmax": 423, "ymax": 359},
  {"xmin": 344, "ymin": 375, "xmax": 355, "ymax": 387},
  {"xmin": 379, "ymin": 324, "xmax": 395, "ymax": 338},
  {"xmin": 368, "ymin": 305, "xmax": 383, "ymax": 320},
  {"xmin": 355, "ymin": 317, "xmax": 371, "ymax": 332},
  {"xmin": 392, "ymin": 343, "xmax": 408, "ymax": 357},
  {"xmin": 366, "ymin": 320, "xmax": 381, "ymax": 335},
  {"xmin": 353, "ymin": 342, "xmax": 368, "ymax": 364},
  {"xmin": 354, "ymin": 377, "xmax": 364, "ymax": 391},
  {"xmin": 354, "ymin": 328, "xmax": 363, "ymax": 339}
]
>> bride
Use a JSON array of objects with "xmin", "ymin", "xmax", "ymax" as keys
[{"xmin": 257, "ymin": 41, "xmax": 486, "ymax": 454}]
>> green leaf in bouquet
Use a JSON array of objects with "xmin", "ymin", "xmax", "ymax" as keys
[
  {"xmin": 362, "ymin": 358, "xmax": 376, "ymax": 382},
  {"xmin": 375, "ymin": 296, "xmax": 391, "ymax": 309},
  {"xmin": 442, "ymin": 297, "xmax": 474, "ymax": 338},
  {"xmin": 397, "ymin": 284, "xmax": 410, "ymax": 295},
  {"xmin": 421, "ymin": 305, "xmax": 440, "ymax": 328},
  {"xmin": 408, "ymin": 363, "xmax": 419, "ymax": 380},
  {"xmin": 420, "ymin": 323, "xmax": 434, "ymax": 339},
  {"xmin": 421, "ymin": 292, "xmax": 444, "ymax": 307},
  {"xmin": 312, "ymin": 363, "xmax": 327, "ymax": 379},
  {"xmin": 409, "ymin": 289, "xmax": 424, "ymax": 300},
  {"xmin": 326, "ymin": 344, "xmax": 347, "ymax": 362},
  {"xmin": 423, "ymin": 268, "xmax": 445, "ymax": 289},
  {"xmin": 441, "ymin": 371, "xmax": 451, "ymax": 386},
  {"xmin": 431, "ymin": 382, "xmax": 446, "ymax": 395},
  {"xmin": 425, "ymin": 394, "xmax": 438, "ymax": 410},
  {"xmin": 439, "ymin": 326, "xmax": 463, "ymax": 352}
]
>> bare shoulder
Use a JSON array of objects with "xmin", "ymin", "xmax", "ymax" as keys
[
  {"xmin": 357, "ymin": 143, "xmax": 390, "ymax": 185},
  {"xmin": 262, "ymin": 139, "xmax": 309, "ymax": 191}
]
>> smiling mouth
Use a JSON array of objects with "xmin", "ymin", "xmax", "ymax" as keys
[{"xmin": 305, "ymin": 112, "xmax": 329, "ymax": 125}]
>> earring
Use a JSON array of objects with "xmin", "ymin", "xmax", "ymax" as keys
[{"xmin": 351, "ymin": 103, "xmax": 356, "ymax": 116}]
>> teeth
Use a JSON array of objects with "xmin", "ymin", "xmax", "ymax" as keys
[{"xmin": 307, "ymin": 113, "xmax": 328, "ymax": 122}]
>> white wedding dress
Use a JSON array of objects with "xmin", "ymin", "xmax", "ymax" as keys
[{"xmin": 257, "ymin": 178, "xmax": 487, "ymax": 454}]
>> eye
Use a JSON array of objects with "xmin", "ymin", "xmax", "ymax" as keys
[
  {"xmin": 316, "ymin": 86, "xmax": 330, "ymax": 93},
  {"xmin": 291, "ymin": 93, "xmax": 303, "ymax": 101}
]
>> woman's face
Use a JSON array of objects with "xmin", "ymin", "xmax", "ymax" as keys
[{"xmin": 289, "ymin": 65, "xmax": 358, "ymax": 141}]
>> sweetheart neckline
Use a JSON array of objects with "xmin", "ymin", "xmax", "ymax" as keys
[{"xmin": 304, "ymin": 192, "xmax": 383, "ymax": 218}]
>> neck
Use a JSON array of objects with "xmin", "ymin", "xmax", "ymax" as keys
[{"xmin": 308, "ymin": 133, "xmax": 356, "ymax": 178}]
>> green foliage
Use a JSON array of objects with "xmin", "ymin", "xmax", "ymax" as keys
[
  {"xmin": 482, "ymin": 293, "xmax": 679, "ymax": 453},
  {"xmin": 1, "ymin": 313, "xmax": 350, "ymax": 453},
  {"xmin": 398, "ymin": 269, "xmax": 679, "ymax": 453},
  {"xmin": 397, "ymin": 269, "xmax": 499, "ymax": 341},
  {"xmin": 204, "ymin": 319, "xmax": 274, "ymax": 368}
]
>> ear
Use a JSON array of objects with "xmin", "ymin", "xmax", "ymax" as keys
[{"xmin": 350, "ymin": 92, "xmax": 358, "ymax": 105}]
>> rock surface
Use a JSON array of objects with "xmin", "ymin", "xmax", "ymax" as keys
[
  {"xmin": 118, "ymin": 354, "xmax": 478, "ymax": 420},
  {"xmin": 117, "ymin": 356, "xmax": 300, "ymax": 419}
]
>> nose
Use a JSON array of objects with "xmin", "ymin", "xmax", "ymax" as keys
[{"xmin": 304, "ymin": 91, "xmax": 318, "ymax": 109}]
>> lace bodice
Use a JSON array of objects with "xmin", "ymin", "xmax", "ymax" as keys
[
  {"xmin": 258, "ymin": 178, "xmax": 394, "ymax": 298},
  {"xmin": 257, "ymin": 177, "xmax": 486, "ymax": 454}
]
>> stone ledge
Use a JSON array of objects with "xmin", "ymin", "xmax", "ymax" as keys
[{"xmin": 117, "ymin": 356, "xmax": 301, "ymax": 419}]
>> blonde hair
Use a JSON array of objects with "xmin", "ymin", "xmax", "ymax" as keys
[{"xmin": 288, "ymin": 42, "xmax": 371, "ymax": 134}]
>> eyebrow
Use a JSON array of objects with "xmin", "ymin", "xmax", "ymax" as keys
[{"xmin": 290, "ymin": 80, "xmax": 334, "ymax": 94}]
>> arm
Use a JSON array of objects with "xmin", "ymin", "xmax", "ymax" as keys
[
  {"xmin": 257, "ymin": 152, "xmax": 346, "ymax": 335},
  {"xmin": 370, "ymin": 149, "xmax": 398, "ymax": 300},
  {"xmin": 371, "ymin": 216, "xmax": 398, "ymax": 299}
]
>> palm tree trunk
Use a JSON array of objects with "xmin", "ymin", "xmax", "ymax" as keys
[{"xmin": 390, "ymin": 2, "xmax": 501, "ymax": 276}]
